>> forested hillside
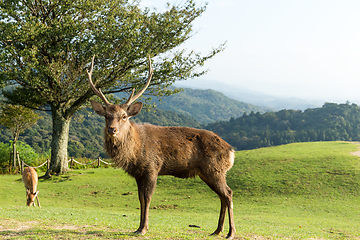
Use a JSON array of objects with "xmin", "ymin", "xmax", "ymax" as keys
[
  {"xmin": 153, "ymin": 88, "xmax": 271, "ymax": 123},
  {"xmin": 205, "ymin": 102, "xmax": 360, "ymax": 150}
]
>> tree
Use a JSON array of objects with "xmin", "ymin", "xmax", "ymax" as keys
[
  {"xmin": 0, "ymin": 104, "xmax": 41, "ymax": 169},
  {"xmin": 0, "ymin": 0, "xmax": 224, "ymax": 176}
]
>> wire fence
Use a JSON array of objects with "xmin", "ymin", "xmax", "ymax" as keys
[{"xmin": 1, "ymin": 155, "xmax": 113, "ymax": 174}]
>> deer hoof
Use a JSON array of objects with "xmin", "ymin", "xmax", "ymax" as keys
[
  {"xmin": 226, "ymin": 233, "xmax": 234, "ymax": 239},
  {"xmin": 210, "ymin": 230, "xmax": 221, "ymax": 236},
  {"xmin": 134, "ymin": 230, "xmax": 146, "ymax": 235}
]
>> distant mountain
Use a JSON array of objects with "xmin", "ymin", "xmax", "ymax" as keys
[
  {"xmin": 151, "ymin": 87, "xmax": 272, "ymax": 124},
  {"xmin": 175, "ymin": 79, "xmax": 325, "ymax": 111}
]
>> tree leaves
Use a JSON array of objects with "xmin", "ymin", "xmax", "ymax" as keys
[
  {"xmin": 0, "ymin": 103, "xmax": 41, "ymax": 142},
  {"xmin": 0, "ymin": 0, "xmax": 223, "ymax": 117}
]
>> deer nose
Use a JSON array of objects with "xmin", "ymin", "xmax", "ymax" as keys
[{"xmin": 108, "ymin": 127, "xmax": 117, "ymax": 135}]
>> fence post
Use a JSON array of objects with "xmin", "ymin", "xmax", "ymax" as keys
[
  {"xmin": 17, "ymin": 151, "xmax": 21, "ymax": 172},
  {"xmin": 70, "ymin": 157, "xmax": 74, "ymax": 169},
  {"xmin": 21, "ymin": 161, "xmax": 24, "ymax": 174},
  {"xmin": 97, "ymin": 157, "xmax": 101, "ymax": 168},
  {"xmin": 47, "ymin": 158, "xmax": 50, "ymax": 170}
]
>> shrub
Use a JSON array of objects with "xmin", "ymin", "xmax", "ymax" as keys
[{"xmin": 0, "ymin": 141, "xmax": 40, "ymax": 172}]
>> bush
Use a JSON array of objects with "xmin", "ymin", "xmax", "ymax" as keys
[{"xmin": 0, "ymin": 141, "xmax": 40, "ymax": 172}]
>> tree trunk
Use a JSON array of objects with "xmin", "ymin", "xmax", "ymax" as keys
[{"xmin": 45, "ymin": 105, "xmax": 71, "ymax": 176}]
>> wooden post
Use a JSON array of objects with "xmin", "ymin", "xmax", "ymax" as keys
[
  {"xmin": 12, "ymin": 142, "xmax": 16, "ymax": 170},
  {"xmin": 97, "ymin": 157, "xmax": 101, "ymax": 168},
  {"xmin": 21, "ymin": 161, "xmax": 24, "ymax": 174},
  {"xmin": 70, "ymin": 157, "xmax": 73, "ymax": 169},
  {"xmin": 47, "ymin": 159, "xmax": 50, "ymax": 170},
  {"xmin": 17, "ymin": 151, "xmax": 21, "ymax": 172}
]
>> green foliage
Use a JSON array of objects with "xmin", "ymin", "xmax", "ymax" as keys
[
  {"xmin": 0, "ymin": 111, "xmax": 53, "ymax": 155},
  {"xmin": 0, "ymin": 104, "xmax": 41, "ymax": 142},
  {"xmin": 0, "ymin": 141, "xmax": 40, "ymax": 170},
  {"xmin": 0, "ymin": 0, "xmax": 222, "ymax": 113},
  {"xmin": 206, "ymin": 102, "xmax": 360, "ymax": 150}
]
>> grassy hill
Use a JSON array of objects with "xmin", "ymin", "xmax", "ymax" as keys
[{"xmin": 1, "ymin": 141, "xmax": 359, "ymax": 239}]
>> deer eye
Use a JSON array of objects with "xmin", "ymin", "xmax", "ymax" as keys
[{"xmin": 122, "ymin": 115, "xmax": 127, "ymax": 120}]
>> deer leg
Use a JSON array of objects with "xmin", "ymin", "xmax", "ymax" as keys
[
  {"xmin": 212, "ymin": 199, "xmax": 227, "ymax": 235},
  {"xmin": 200, "ymin": 174, "xmax": 235, "ymax": 239},
  {"xmin": 135, "ymin": 180, "xmax": 146, "ymax": 235},
  {"xmin": 199, "ymin": 175, "xmax": 226, "ymax": 235},
  {"xmin": 225, "ymin": 186, "xmax": 235, "ymax": 239},
  {"xmin": 36, "ymin": 196, "xmax": 41, "ymax": 208},
  {"xmin": 135, "ymin": 175, "xmax": 157, "ymax": 235}
]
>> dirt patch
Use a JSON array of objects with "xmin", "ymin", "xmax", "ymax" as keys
[
  {"xmin": 350, "ymin": 151, "xmax": 360, "ymax": 157},
  {"xmin": 0, "ymin": 218, "xmax": 82, "ymax": 232},
  {"xmin": 349, "ymin": 141, "xmax": 360, "ymax": 156},
  {"xmin": 0, "ymin": 219, "xmax": 39, "ymax": 232},
  {"xmin": 51, "ymin": 224, "xmax": 80, "ymax": 230}
]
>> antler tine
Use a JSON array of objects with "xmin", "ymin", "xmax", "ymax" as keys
[
  {"xmin": 125, "ymin": 55, "xmax": 153, "ymax": 105},
  {"xmin": 87, "ymin": 55, "xmax": 111, "ymax": 106}
]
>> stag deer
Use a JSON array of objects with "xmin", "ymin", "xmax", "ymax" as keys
[
  {"xmin": 87, "ymin": 56, "xmax": 235, "ymax": 239},
  {"xmin": 22, "ymin": 167, "xmax": 41, "ymax": 207}
]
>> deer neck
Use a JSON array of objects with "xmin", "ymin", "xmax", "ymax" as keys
[{"xmin": 104, "ymin": 121, "xmax": 140, "ymax": 168}]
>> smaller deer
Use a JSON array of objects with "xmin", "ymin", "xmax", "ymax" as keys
[{"xmin": 22, "ymin": 167, "xmax": 41, "ymax": 207}]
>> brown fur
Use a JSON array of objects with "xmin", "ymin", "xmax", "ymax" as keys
[
  {"xmin": 91, "ymin": 100, "xmax": 236, "ymax": 238},
  {"xmin": 22, "ymin": 167, "xmax": 41, "ymax": 207}
]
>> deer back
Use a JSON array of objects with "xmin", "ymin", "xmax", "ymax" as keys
[{"xmin": 140, "ymin": 124, "xmax": 234, "ymax": 177}]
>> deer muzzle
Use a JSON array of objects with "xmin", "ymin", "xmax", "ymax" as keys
[{"xmin": 108, "ymin": 127, "xmax": 118, "ymax": 136}]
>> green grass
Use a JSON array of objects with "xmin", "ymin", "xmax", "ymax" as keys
[{"xmin": 1, "ymin": 141, "xmax": 360, "ymax": 239}]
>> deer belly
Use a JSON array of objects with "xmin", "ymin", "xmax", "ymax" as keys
[{"xmin": 158, "ymin": 159, "xmax": 200, "ymax": 178}]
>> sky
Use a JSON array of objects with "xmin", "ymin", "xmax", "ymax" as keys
[{"xmin": 142, "ymin": 0, "xmax": 360, "ymax": 103}]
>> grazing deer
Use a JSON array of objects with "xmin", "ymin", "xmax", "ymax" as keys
[
  {"xmin": 87, "ymin": 56, "xmax": 235, "ymax": 239},
  {"xmin": 22, "ymin": 167, "xmax": 41, "ymax": 207}
]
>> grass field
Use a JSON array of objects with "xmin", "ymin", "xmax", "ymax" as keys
[{"xmin": 1, "ymin": 141, "xmax": 360, "ymax": 239}]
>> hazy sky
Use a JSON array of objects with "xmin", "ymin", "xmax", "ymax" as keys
[{"xmin": 143, "ymin": 0, "xmax": 360, "ymax": 102}]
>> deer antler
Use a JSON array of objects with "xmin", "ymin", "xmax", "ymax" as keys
[
  {"xmin": 87, "ymin": 55, "xmax": 111, "ymax": 106},
  {"xmin": 125, "ymin": 55, "xmax": 153, "ymax": 106},
  {"xmin": 87, "ymin": 55, "xmax": 153, "ymax": 106}
]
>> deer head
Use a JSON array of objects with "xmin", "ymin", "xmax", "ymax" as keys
[
  {"xmin": 26, "ymin": 189, "xmax": 39, "ymax": 207},
  {"xmin": 87, "ymin": 56, "xmax": 153, "ymax": 137}
]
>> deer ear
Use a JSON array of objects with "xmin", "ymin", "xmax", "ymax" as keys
[
  {"xmin": 34, "ymin": 191, "xmax": 39, "ymax": 197},
  {"xmin": 90, "ymin": 100, "xmax": 106, "ymax": 116},
  {"xmin": 127, "ymin": 102, "xmax": 143, "ymax": 117}
]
